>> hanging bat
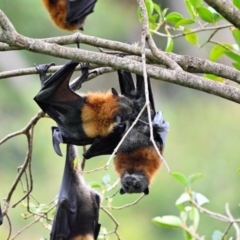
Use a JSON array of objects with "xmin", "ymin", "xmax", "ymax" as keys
[
  {"xmin": 41, "ymin": 0, "xmax": 97, "ymax": 31},
  {"xmin": 113, "ymin": 70, "xmax": 169, "ymax": 195},
  {"xmin": 82, "ymin": 70, "xmax": 169, "ymax": 194},
  {"xmin": 34, "ymin": 61, "xmax": 133, "ymax": 156},
  {"xmin": 0, "ymin": 204, "xmax": 3, "ymax": 225},
  {"xmin": 50, "ymin": 144, "xmax": 101, "ymax": 240}
]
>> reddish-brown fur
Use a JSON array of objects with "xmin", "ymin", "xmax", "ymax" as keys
[
  {"xmin": 81, "ymin": 91, "xmax": 119, "ymax": 138},
  {"xmin": 42, "ymin": 0, "xmax": 79, "ymax": 31},
  {"xmin": 114, "ymin": 147, "xmax": 162, "ymax": 184}
]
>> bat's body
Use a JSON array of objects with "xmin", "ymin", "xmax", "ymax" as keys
[
  {"xmin": 0, "ymin": 204, "xmax": 3, "ymax": 225},
  {"xmin": 34, "ymin": 61, "xmax": 133, "ymax": 156},
  {"xmin": 42, "ymin": 0, "xmax": 97, "ymax": 31},
  {"xmin": 114, "ymin": 71, "xmax": 169, "ymax": 195},
  {"xmin": 50, "ymin": 144, "xmax": 101, "ymax": 240}
]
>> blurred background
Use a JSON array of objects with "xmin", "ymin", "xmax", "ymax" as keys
[{"xmin": 0, "ymin": 0, "xmax": 240, "ymax": 239}]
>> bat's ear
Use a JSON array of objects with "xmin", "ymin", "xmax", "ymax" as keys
[
  {"xmin": 119, "ymin": 188, "xmax": 126, "ymax": 195},
  {"xmin": 112, "ymin": 88, "xmax": 119, "ymax": 96},
  {"xmin": 114, "ymin": 115, "xmax": 122, "ymax": 124},
  {"xmin": 144, "ymin": 187, "xmax": 149, "ymax": 195}
]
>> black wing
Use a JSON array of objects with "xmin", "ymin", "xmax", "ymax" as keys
[
  {"xmin": 66, "ymin": 0, "xmax": 97, "ymax": 24},
  {"xmin": 50, "ymin": 144, "xmax": 101, "ymax": 240},
  {"xmin": 136, "ymin": 74, "xmax": 156, "ymax": 113},
  {"xmin": 34, "ymin": 61, "xmax": 94, "ymax": 156},
  {"xmin": 83, "ymin": 122, "xmax": 126, "ymax": 159}
]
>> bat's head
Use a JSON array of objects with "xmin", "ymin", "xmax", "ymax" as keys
[{"xmin": 120, "ymin": 171, "xmax": 149, "ymax": 195}]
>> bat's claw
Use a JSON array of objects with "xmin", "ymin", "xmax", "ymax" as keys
[
  {"xmin": 75, "ymin": 35, "xmax": 81, "ymax": 48},
  {"xmin": 52, "ymin": 127, "xmax": 63, "ymax": 156},
  {"xmin": 35, "ymin": 62, "xmax": 55, "ymax": 84},
  {"xmin": 71, "ymin": 62, "xmax": 89, "ymax": 91}
]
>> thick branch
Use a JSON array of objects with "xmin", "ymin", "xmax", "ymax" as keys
[
  {"xmin": 204, "ymin": 0, "xmax": 240, "ymax": 29},
  {"xmin": 1, "ymin": 10, "xmax": 240, "ymax": 105},
  {"xmin": 1, "ymin": 33, "xmax": 240, "ymax": 84}
]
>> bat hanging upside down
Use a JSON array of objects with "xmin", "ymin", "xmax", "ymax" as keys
[
  {"xmin": 50, "ymin": 144, "xmax": 101, "ymax": 240},
  {"xmin": 41, "ymin": 0, "xmax": 97, "ymax": 31},
  {"xmin": 113, "ymin": 70, "xmax": 169, "ymax": 195},
  {"xmin": 34, "ymin": 61, "xmax": 133, "ymax": 156},
  {"xmin": 82, "ymin": 69, "xmax": 169, "ymax": 195}
]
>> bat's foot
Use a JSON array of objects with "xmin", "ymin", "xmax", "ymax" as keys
[
  {"xmin": 70, "ymin": 62, "xmax": 89, "ymax": 91},
  {"xmin": 35, "ymin": 62, "xmax": 55, "ymax": 84}
]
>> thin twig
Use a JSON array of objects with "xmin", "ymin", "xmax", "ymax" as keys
[
  {"xmin": 101, "ymin": 207, "xmax": 121, "ymax": 240},
  {"xmin": 103, "ymin": 194, "xmax": 145, "ymax": 210},
  {"xmin": 11, "ymin": 218, "xmax": 40, "ymax": 240},
  {"xmin": 225, "ymin": 203, "xmax": 240, "ymax": 239},
  {"xmin": 5, "ymin": 214, "xmax": 12, "ymax": 240},
  {"xmin": 137, "ymin": 0, "xmax": 171, "ymax": 173},
  {"xmin": 151, "ymin": 23, "xmax": 232, "ymax": 39}
]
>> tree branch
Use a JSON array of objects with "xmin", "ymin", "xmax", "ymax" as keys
[{"xmin": 204, "ymin": 0, "xmax": 240, "ymax": 30}]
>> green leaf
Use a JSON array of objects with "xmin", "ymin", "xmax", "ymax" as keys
[
  {"xmin": 145, "ymin": 0, "xmax": 154, "ymax": 17},
  {"xmin": 233, "ymin": 0, "xmax": 240, "ymax": 10},
  {"xmin": 237, "ymin": 168, "xmax": 240, "ymax": 173},
  {"xmin": 189, "ymin": 0, "xmax": 203, "ymax": 8},
  {"xmin": 180, "ymin": 211, "xmax": 188, "ymax": 222},
  {"xmin": 183, "ymin": 230, "xmax": 193, "ymax": 240},
  {"xmin": 232, "ymin": 29, "xmax": 240, "ymax": 48},
  {"xmin": 165, "ymin": 37, "xmax": 174, "ymax": 52},
  {"xmin": 171, "ymin": 172, "xmax": 188, "ymax": 187},
  {"xmin": 189, "ymin": 207, "xmax": 199, "ymax": 231},
  {"xmin": 151, "ymin": 13, "xmax": 159, "ymax": 23},
  {"xmin": 187, "ymin": 173, "xmax": 203, "ymax": 185},
  {"xmin": 153, "ymin": 3, "xmax": 161, "ymax": 16},
  {"xmin": 152, "ymin": 216, "xmax": 182, "ymax": 229},
  {"xmin": 212, "ymin": 230, "xmax": 224, "ymax": 240},
  {"xmin": 196, "ymin": 6, "xmax": 215, "ymax": 23},
  {"xmin": 162, "ymin": 8, "xmax": 169, "ymax": 18},
  {"xmin": 209, "ymin": 44, "xmax": 225, "ymax": 61},
  {"xmin": 176, "ymin": 193, "xmax": 191, "ymax": 206},
  {"xmin": 204, "ymin": 74, "xmax": 224, "ymax": 82},
  {"xmin": 208, "ymin": 6, "xmax": 223, "ymax": 22},
  {"xmin": 90, "ymin": 181, "xmax": 102, "ymax": 188},
  {"xmin": 175, "ymin": 19, "xmax": 195, "ymax": 28},
  {"xmin": 224, "ymin": 50, "xmax": 240, "ymax": 63},
  {"xmin": 102, "ymin": 174, "xmax": 110, "ymax": 186},
  {"xmin": 185, "ymin": 0, "xmax": 196, "ymax": 19},
  {"xmin": 183, "ymin": 28, "xmax": 198, "ymax": 45},
  {"xmin": 194, "ymin": 192, "xmax": 209, "ymax": 206},
  {"xmin": 165, "ymin": 12, "xmax": 183, "ymax": 25}
]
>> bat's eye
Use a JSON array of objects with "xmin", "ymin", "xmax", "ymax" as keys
[
  {"xmin": 135, "ymin": 184, "xmax": 140, "ymax": 189},
  {"xmin": 126, "ymin": 180, "xmax": 132, "ymax": 186}
]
